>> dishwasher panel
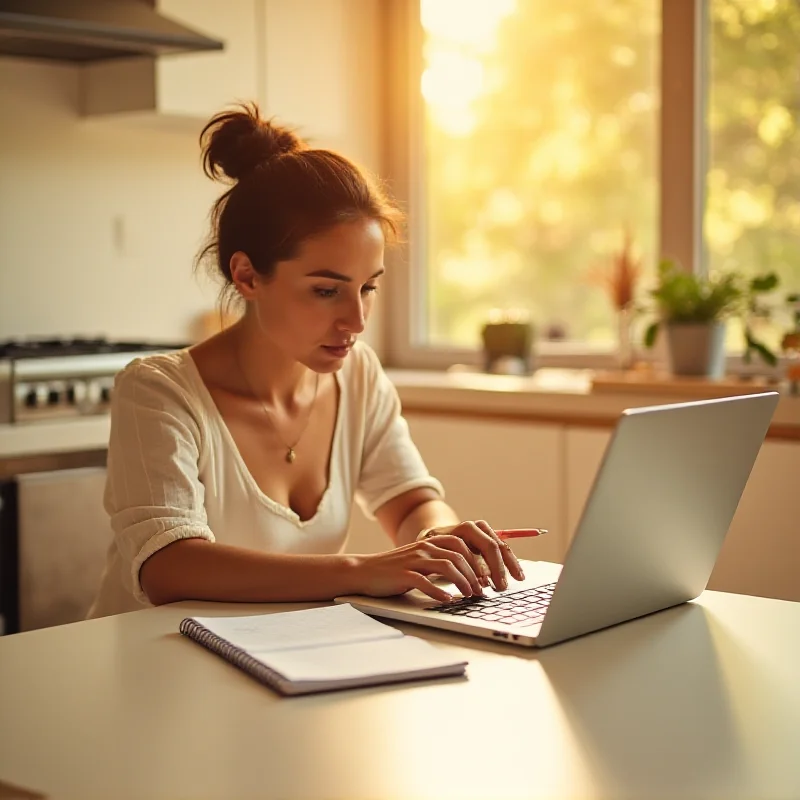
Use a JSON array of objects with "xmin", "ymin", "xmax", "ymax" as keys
[{"xmin": 17, "ymin": 467, "xmax": 110, "ymax": 631}]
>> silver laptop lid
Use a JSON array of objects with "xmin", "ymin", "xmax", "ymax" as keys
[{"xmin": 536, "ymin": 391, "xmax": 779, "ymax": 647}]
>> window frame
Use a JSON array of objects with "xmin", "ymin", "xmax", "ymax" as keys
[{"xmin": 381, "ymin": 0, "xmax": 783, "ymax": 375}]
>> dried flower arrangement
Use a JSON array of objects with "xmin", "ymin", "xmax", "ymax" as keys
[
  {"xmin": 586, "ymin": 228, "xmax": 643, "ymax": 370},
  {"xmin": 587, "ymin": 227, "xmax": 642, "ymax": 311}
]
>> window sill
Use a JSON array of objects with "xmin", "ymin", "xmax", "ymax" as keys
[{"xmin": 387, "ymin": 367, "xmax": 800, "ymax": 441}]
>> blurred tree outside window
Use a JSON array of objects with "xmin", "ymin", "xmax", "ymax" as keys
[
  {"xmin": 420, "ymin": 0, "xmax": 659, "ymax": 349},
  {"xmin": 706, "ymin": 0, "xmax": 800, "ymax": 354},
  {"xmin": 418, "ymin": 0, "xmax": 800, "ymax": 355}
]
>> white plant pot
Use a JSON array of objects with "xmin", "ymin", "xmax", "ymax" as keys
[{"xmin": 665, "ymin": 321, "xmax": 726, "ymax": 379}]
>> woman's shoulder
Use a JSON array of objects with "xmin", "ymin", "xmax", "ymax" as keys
[{"xmin": 113, "ymin": 349, "xmax": 201, "ymax": 407}]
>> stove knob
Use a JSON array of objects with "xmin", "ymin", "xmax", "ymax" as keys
[
  {"xmin": 47, "ymin": 387, "xmax": 61, "ymax": 406},
  {"xmin": 100, "ymin": 385, "xmax": 112, "ymax": 404},
  {"xmin": 24, "ymin": 388, "xmax": 38, "ymax": 408},
  {"xmin": 70, "ymin": 382, "xmax": 88, "ymax": 404},
  {"xmin": 85, "ymin": 381, "xmax": 102, "ymax": 405}
]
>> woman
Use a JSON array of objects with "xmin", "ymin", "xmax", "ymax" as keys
[{"xmin": 88, "ymin": 103, "xmax": 525, "ymax": 618}]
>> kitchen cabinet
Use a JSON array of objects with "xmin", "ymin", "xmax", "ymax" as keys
[
  {"xmin": 565, "ymin": 426, "xmax": 799, "ymax": 602},
  {"xmin": 261, "ymin": 0, "xmax": 347, "ymax": 143},
  {"xmin": 156, "ymin": 0, "xmax": 260, "ymax": 120},
  {"xmin": 564, "ymin": 427, "xmax": 612, "ymax": 547},
  {"xmin": 81, "ymin": 0, "xmax": 382, "ymax": 164},
  {"xmin": 260, "ymin": 0, "xmax": 380, "ymax": 156},
  {"xmin": 83, "ymin": 1, "xmax": 259, "ymax": 121},
  {"xmin": 707, "ymin": 440, "xmax": 800, "ymax": 601},
  {"xmin": 345, "ymin": 412, "xmax": 799, "ymax": 604},
  {"xmin": 346, "ymin": 415, "xmax": 566, "ymax": 564},
  {"xmin": 15, "ymin": 467, "xmax": 110, "ymax": 632}
]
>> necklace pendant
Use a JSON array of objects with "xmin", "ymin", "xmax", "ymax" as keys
[{"xmin": 286, "ymin": 448, "xmax": 296, "ymax": 464}]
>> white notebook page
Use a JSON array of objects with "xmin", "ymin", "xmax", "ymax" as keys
[
  {"xmin": 189, "ymin": 603, "xmax": 403, "ymax": 654},
  {"xmin": 256, "ymin": 636, "xmax": 466, "ymax": 682}
]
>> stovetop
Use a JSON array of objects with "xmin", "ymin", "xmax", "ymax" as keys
[
  {"xmin": 0, "ymin": 338, "xmax": 189, "ymax": 360},
  {"xmin": 0, "ymin": 337, "xmax": 191, "ymax": 423}
]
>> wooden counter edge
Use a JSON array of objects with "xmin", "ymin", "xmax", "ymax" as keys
[{"xmin": 400, "ymin": 403, "xmax": 800, "ymax": 442}]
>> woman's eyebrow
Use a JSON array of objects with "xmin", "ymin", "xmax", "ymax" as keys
[{"xmin": 305, "ymin": 268, "xmax": 386, "ymax": 282}]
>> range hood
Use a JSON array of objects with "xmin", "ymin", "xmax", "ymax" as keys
[{"xmin": 0, "ymin": 0, "xmax": 224, "ymax": 63}]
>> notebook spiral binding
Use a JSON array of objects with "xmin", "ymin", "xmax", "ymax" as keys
[{"xmin": 179, "ymin": 617, "xmax": 283, "ymax": 690}]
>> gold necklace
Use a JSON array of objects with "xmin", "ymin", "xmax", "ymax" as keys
[{"xmin": 236, "ymin": 351, "xmax": 320, "ymax": 465}]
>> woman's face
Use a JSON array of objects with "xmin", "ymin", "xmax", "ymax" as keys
[{"xmin": 239, "ymin": 217, "xmax": 385, "ymax": 372}]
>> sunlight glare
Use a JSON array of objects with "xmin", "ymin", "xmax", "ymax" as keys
[
  {"xmin": 758, "ymin": 104, "xmax": 793, "ymax": 147},
  {"xmin": 421, "ymin": 0, "xmax": 517, "ymax": 50},
  {"xmin": 421, "ymin": 0, "xmax": 518, "ymax": 137},
  {"xmin": 422, "ymin": 51, "xmax": 485, "ymax": 109}
]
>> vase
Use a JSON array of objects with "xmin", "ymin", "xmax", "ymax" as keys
[{"xmin": 616, "ymin": 306, "xmax": 635, "ymax": 371}]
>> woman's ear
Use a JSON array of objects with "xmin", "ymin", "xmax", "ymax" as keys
[{"xmin": 229, "ymin": 251, "xmax": 260, "ymax": 300}]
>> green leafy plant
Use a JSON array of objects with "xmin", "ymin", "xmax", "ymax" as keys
[
  {"xmin": 642, "ymin": 259, "xmax": 781, "ymax": 367},
  {"xmin": 782, "ymin": 293, "xmax": 800, "ymax": 355}
]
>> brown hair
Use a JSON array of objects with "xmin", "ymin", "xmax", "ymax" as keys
[{"xmin": 195, "ymin": 102, "xmax": 402, "ymax": 302}]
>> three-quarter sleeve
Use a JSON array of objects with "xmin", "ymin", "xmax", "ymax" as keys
[
  {"xmin": 104, "ymin": 358, "xmax": 215, "ymax": 603},
  {"xmin": 354, "ymin": 345, "xmax": 444, "ymax": 518}
]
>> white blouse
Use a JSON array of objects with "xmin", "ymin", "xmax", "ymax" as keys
[{"xmin": 88, "ymin": 342, "xmax": 443, "ymax": 618}]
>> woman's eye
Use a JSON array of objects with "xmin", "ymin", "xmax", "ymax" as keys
[{"xmin": 313, "ymin": 284, "xmax": 378, "ymax": 299}]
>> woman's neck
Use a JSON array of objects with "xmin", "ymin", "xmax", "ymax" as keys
[{"xmin": 228, "ymin": 315, "xmax": 313, "ymax": 409}]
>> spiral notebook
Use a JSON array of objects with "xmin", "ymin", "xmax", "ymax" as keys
[{"xmin": 179, "ymin": 603, "xmax": 468, "ymax": 696}]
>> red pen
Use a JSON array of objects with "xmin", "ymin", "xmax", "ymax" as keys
[{"xmin": 496, "ymin": 528, "xmax": 548, "ymax": 539}]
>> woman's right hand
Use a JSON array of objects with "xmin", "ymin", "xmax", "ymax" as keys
[{"xmin": 351, "ymin": 538, "xmax": 487, "ymax": 604}]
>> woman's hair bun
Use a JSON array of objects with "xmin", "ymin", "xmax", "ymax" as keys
[{"xmin": 200, "ymin": 101, "xmax": 302, "ymax": 182}]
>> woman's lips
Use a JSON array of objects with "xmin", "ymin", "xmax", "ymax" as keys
[{"xmin": 321, "ymin": 343, "xmax": 352, "ymax": 358}]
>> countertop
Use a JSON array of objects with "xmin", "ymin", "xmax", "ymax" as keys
[
  {"xmin": 0, "ymin": 416, "xmax": 110, "ymax": 460},
  {"xmin": 389, "ymin": 368, "xmax": 800, "ymax": 435},
  {"xmin": 2, "ymin": 368, "xmax": 799, "ymax": 460},
  {"xmin": 1, "ymin": 578, "xmax": 799, "ymax": 800}
]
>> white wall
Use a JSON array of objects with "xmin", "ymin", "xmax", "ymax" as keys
[
  {"xmin": 0, "ymin": 40, "xmax": 386, "ymax": 349},
  {"xmin": 0, "ymin": 58, "xmax": 221, "ymax": 342}
]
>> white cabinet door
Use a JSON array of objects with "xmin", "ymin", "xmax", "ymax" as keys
[
  {"xmin": 157, "ymin": 0, "xmax": 260, "ymax": 119},
  {"xmin": 402, "ymin": 415, "xmax": 566, "ymax": 564},
  {"xmin": 260, "ymin": 0, "xmax": 381, "ymax": 167},
  {"xmin": 708, "ymin": 440, "xmax": 800, "ymax": 601},
  {"xmin": 262, "ymin": 0, "xmax": 345, "ymax": 142},
  {"xmin": 346, "ymin": 416, "xmax": 565, "ymax": 561},
  {"xmin": 565, "ymin": 426, "xmax": 799, "ymax": 602},
  {"xmin": 564, "ymin": 427, "xmax": 612, "ymax": 546},
  {"xmin": 17, "ymin": 468, "xmax": 109, "ymax": 631},
  {"xmin": 345, "ymin": 416, "xmax": 566, "ymax": 560}
]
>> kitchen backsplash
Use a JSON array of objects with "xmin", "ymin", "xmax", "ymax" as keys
[{"xmin": 0, "ymin": 58, "xmax": 223, "ymax": 343}]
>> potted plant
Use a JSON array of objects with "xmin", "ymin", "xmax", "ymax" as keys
[
  {"xmin": 782, "ymin": 293, "xmax": 800, "ymax": 394},
  {"xmin": 642, "ymin": 259, "xmax": 780, "ymax": 379}
]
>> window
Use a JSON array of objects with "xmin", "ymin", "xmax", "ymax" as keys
[
  {"xmin": 705, "ymin": 0, "xmax": 800, "ymax": 354},
  {"xmin": 419, "ymin": 0, "xmax": 659, "ymax": 352},
  {"xmin": 385, "ymin": 0, "xmax": 800, "ymax": 367}
]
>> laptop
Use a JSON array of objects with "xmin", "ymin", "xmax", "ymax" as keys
[{"xmin": 336, "ymin": 391, "xmax": 779, "ymax": 647}]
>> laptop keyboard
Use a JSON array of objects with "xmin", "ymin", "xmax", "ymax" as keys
[{"xmin": 429, "ymin": 582, "xmax": 556, "ymax": 627}]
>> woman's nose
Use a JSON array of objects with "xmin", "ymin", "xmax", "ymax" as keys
[{"xmin": 339, "ymin": 298, "xmax": 366, "ymax": 333}]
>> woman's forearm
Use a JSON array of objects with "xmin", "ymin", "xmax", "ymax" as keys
[
  {"xmin": 139, "ymin": 538, "xmax": 362, "ymax": 605},
  {"xmin": 393, "ymin": 499, "xmax": 460, "ymax": 547}
]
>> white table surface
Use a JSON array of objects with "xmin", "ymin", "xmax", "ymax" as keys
[{"xmin": 1, "ymin": 566, "xmax": 799, "ymax": 800}]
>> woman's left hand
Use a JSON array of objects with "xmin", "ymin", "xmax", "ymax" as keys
[{"xmin": 416, "ymin": 520, "xmax": 525, "ymax": 592}]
